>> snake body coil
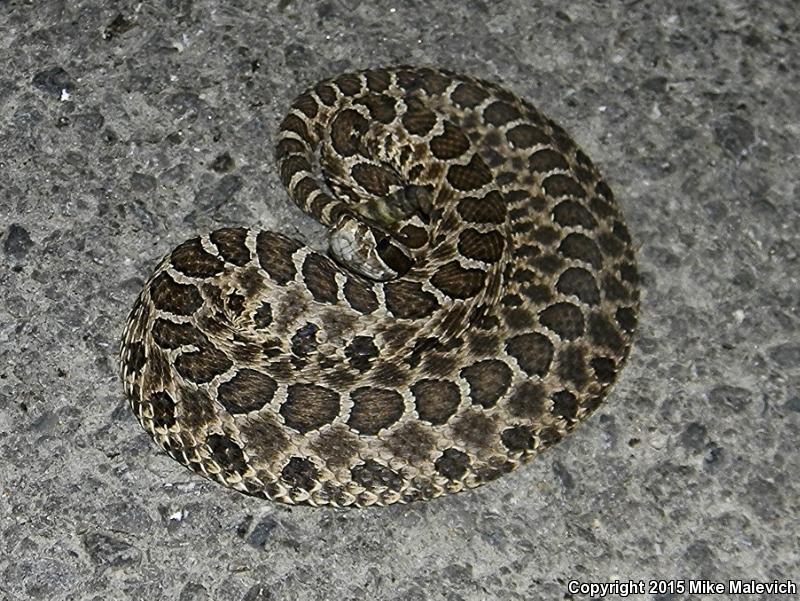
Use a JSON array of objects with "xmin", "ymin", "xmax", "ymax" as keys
[{"xmin": 120, "ymin": 66, "xmax": 639, "ymax": 507}]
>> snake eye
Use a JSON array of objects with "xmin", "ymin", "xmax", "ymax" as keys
[
  {"xmin": 376, "ymin": 237, "xmax": 391, "ymax": 252},
  {"xmin": 375, "ymin": 236, "xmax": 413, "ymax": 276}
]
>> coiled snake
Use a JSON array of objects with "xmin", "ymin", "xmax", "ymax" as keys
[{"xmin": 120, "ymin": 66, "xmax": 639, "ymax": 507}]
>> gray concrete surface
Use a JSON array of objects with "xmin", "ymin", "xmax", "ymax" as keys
[{"xmin": 1, "ymin": 1, "xmax": 798, "ymax": 600}]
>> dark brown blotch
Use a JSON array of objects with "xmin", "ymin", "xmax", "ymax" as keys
[
  {"xmin": 174, "ymin": 346, "xmax": 232, "ymax": 384},
  {"xmin": 281, "ymin": 383, "xmax": 340, "ymax": 433},
  {"xmin": 506, "ymin": 380, "xmax": 548, "ymax": 418},
  {"xmin": 507, "ymin": 187, "xmax": 541, "ymax": 206},
  {"xmin": 532, "ymin": 225, "xmax": 559, "ymax": 245},
  {"xmin": 430, "ymin": 121, "xmax": 471, "ymax": 160},
  {"xmin": 521, "ymin": 282, "xmax": 554, "ymax": 304},
  {"xmin": 502, "ymin": 294, "xmax": 523, "ymax": 307},
  {"xmin": 405, "ymin": 336, "xmax": 439, "ymax": 369},
  {"xmin": 394, "ymin": 67, "xmax": 420, "ymax": 90},
  {"xmin": 276, "ymin": 137, "xmax": 306, "ymax": 160},
  {"xmin": 210, "ymin": 227, "xmax": 250, "ymax": 266},
  {"xmin": 419, "ymin": 350, "xmax": 458, "ymax": 380},
  {"xmin": 253, "ymin": 302, "xmax": 273, "ymax": 328},
  {"xmin": 558, "ymin": 233, "xmax": 603, "ymax": 269},
  {"xmin": 345, "ymin": 335, "xmax": 379, "ymax": 372},
  {"xmin": 311, "ymin": 424, "xmax": 362, "ymax": 470},
  {"xmin": 302, "ymin": 253, "xmax": 339, "ymax": 304},
  {"xmin": 430, "ymin": 261, "xmax": 485, "ymax": 299},
  {"xmin": 481, "ymin": 148, "xmax": 504, "ymax": 168},
  {"xmin": 350, "ymin": 163, "xmax": 399, "ymax": 197},
  {"xmin": 351, "ymin": 459, "xmax": 404, "ymax": 492},
  {"xmin": 619, "ymin": 262, "xmax": 638, "ymax": 286},
  {"xmin": 376, "ymin": 238, "xmax": 413, "ymax": 278},
  {"xmin": 170, "ymin": 237, "xmax": 225, "ymax": 278},
  {"xmin": 557, "ymin": 267, "xmax": 600, "ymax": 305},
  {"xmin": 501, "ymin": 425, "xmax": 535, "ymax": 452},
  {"xmin": 595, "ymin": 180, "xmax": 614, "ymax": 202},
  {"xmin": 588, "ymin": 312, "xmax": 626, "ymax": 355},
  {"xmin": 292, "ymin": 176, "xmax": 319, "ymax": 206},
  {"xmin": 292, "ymin": 92, "xmax": 319, "ymax": 118},
  {"xmin": 451, "ymin": 82, "xmax": 489, "ymax": 108},
  {"xmin": 538, "ymin": 426, "xmax": 564, "ymax": 446},
  {"xmin": 460, "ymin": 359, "xmax": 512, "ymax": 408},
  {"xmin": 483, "ymin": 129, "xmax": 504, "ymax": 149},
  {"xmin": 314, "ymin": 83, "xmax": 337, "ymax": 106},
  {"xmin": 279, "ymin": 155, "xmax": 311, "ymax": 188},
  {"xmin": 575, "ymin": 164, "xmax": 596, "ymax": 187},
  {"xmin": 575, "ymin": 148, "xmax": 593, "ymax": 168},
  {"xmin": 365, "ymin": 68, "xmax": 391, "ymax": 92},
  {"xmin": 356, "ymin": 93, "xmax": 397, "ymax": 123},
  {"xmin": 483, "ymin": 100, "xmax": 521, "ymax": 126},
  {"xmin": 457, "ymin": 228, "xmax": 505, "ymax": 264},
  {"xmin": 419, "ymin": 69, "xmax": 452, "ymax": 94},
  {"xmin": 397, "ymin": 224, "xmax": 428, "ymax": 249},
  {"xmin": 539, "ymin": 302, "xmax": 584, "ymax": 340},
  {"xmin": 175, "ymin": 386, "xmax": 216, "ymax": 431},
  {"xmin": 370, "ymin": 362, "xmax": 410, "ymax": 388},
  {"xmin": 402, "ymin": 97, "xmax": 437, "ymax": 136},
  {"xmin": 150, "ymin": 272, "xmax": 203, "ymax": 315},
  {"xmin": 456, "ymin": 191, "xmax": 506, "ymax": 224},
  {"xmin": 152, "ymin": 319, "xmax": 207, "ymax": 349},
  {"xmin": 475, "ymin": 459, "xmax": 515, "ymax": 483},
  {"xmin": 237, "ymin": 413, "xmax": 290, "ymax": 465},
  {"xmin": 343, "ymin": 276, "xmax": 379, "ymax": 314},
  {"xmin": 557, "ymin": 344, "xmax": 590, "ymax": 388},
  {"xmin": 505, "ymin": 332, "xmax": 554, "ymax": 376},
  {"xmin": 597, "ymin": 231, "xmax": 625, "ymax": 258},
  {"xmin": 528, "ymin": 148, "xmax": 569, "ymax": 172},
  {"xmin": 612, "ymin": 220, "xmax": 632, "ymax": 244},
  {"xmin": 217, "ymin": 368, "xmax": 277, "ymax": 414},
  {"xmin": 553, "ymin": 200, "xmax": 598, "ymax": 229},
  {"xmin": 616, "ymin": 307, "xmax": 637, "ymax": 333},
  {"xmin": 502, "ymin": 306, "xmax": 535, "ymax": 331},
  {"xmin": 149, "ymin": 391, "xmax": 176, "ymax": 429},
  {"xmin": 435, "ymin": 448, "xmax": 471, "ymax": 480},
  {"xmin": 279, "ymin": 113, "xmax": 309, "ymax": 139},
  {"xmin": 384, "ymin": 421, "xmax": 436, "ymax": 464},
  {"xmin": 552, "ymin": 390, "xmax": 579, "ymax": 420},
  {"xmin": 334, "ymin": 72, "xmax": 363, "ymax": 95},
  {"xmin": 452, "ymin": 409, "xmax": 496, "ymax": 448},
  {"xmin": 281, "ymin": 456, "xmax": 319, "ymax": 491},
  {"xmin": 589, "ymin": 195, "xmax": 615, "ymax": 219},
  {"xmin": 543, "ymin": 174, "xmax": 585, "ymax": 199},
  {"xmin": 446, "ymin": 154, "xmax": 492, "ymax": 191},
  {"xmin": 206, "ymin": 434, "xmax": 247, "ymax": 474},
  {"xmin": 125, "ymin": 339, "xmax": 146, "ymax": 374},
  {"xmin": 330, "ymin": 108, "xmax": 368, "ymax": 157},
  {"xmin": 226, "ymin": 292, "xmax": 245, "ymax": 316},
  {"xmin": 549, "ymin": 124, "xmax": 574, "ymax": 155},
  {"xmin": 256, "ymin": 231, "xmax": 303, "ymax": 285},
  {"xmin": 412, "ymin": 379, "xmax": 461, "ymax": 425},
  {"xmin": 347, "ymin": 387, "xmax": 405, "ymax": 435},
  {"xmin": 511, "ymin": 268, "xmax": 536, "ymax": 284},
  {"xmin": 506, "ymin": 124, "xmax": 549, "ymax": 149},
  {"xmin": 384, "ymin": 280, "xmax": 438, "ymax": 319},
  {"xmin": 591, "ymin": 356, "xmax": 617, "ymax": 384},
  {"xmin": 531, "ymin": 253, "xmax": 565, "ymax": 275},
  {"xmin": 602, "ymin": 273, "xmax": 631, "ymax": 303}
]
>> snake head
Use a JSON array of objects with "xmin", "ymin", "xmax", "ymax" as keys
[{"xmin": 329, "ymin": 212, "xmax": 413, "ymax": 281}]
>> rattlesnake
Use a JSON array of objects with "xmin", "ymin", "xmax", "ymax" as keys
[{"xmin": 119, "ymin": 66, "xmax": 639, "ymax": 507}]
